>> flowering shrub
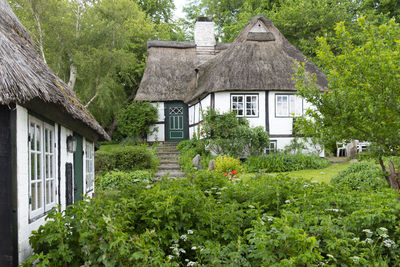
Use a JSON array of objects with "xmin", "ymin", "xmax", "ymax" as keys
[
  {"xmin": 214, "ymin": 155, "xmax": 243, "ymax": 174},
  {"xmin": 24, "ymin": 174, "xmax": 400, "ymax": 266}
]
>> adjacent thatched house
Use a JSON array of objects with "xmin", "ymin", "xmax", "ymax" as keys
[
  {"xmin": 136, "ymin": 16, "xmax": 327, "ymax": 151},
  {"xmin": 0, "ymin": 1, "xmax": 109, "ymax": 265}
]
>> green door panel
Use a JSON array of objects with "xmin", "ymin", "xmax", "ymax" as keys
[
  {"xmin": 73, "ymin": 134, "xmax": 83, "ymax": 202},
  {"xmin": 165, "ymin": 102, "xmax": 188, "ymax": 142}
]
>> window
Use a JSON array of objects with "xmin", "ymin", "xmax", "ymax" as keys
[
  {"xmin": 266, "ymin": 141, "xmax": 277, "ymax": 154},
  {"xmin": 231, "ymin": 94, "xmax": 258, "ymax": 117},
  {"xmin": 85, "ymin": 141, "xmax": 94, "ymax": 192},
  {"xmin": 29, "ymin": 116, "xmax": 56, "ymax": 219},
  {"xmin": 276, "ymin": 94, "xmax": 303, "ymax": 117}
]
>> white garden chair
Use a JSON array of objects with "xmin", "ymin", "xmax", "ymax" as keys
[{"xmin": 336, "ymin": 142, "xmax": 347, "ymax": 157}]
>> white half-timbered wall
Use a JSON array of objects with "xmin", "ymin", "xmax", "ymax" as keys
[
  {"xmin": 16, "ymin": 105, "xmax": 96, "ymax": 263},
  {"xmin": 147, "ymin": 102, "xmax": 165, "ymax": 142}
]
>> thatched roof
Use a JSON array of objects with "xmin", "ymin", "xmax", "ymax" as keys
[
  {"xmin": 135, "ymin": 42, "xmax": 197, "ymax": 102},
  {"xmin": 0, "ymin": 1, "xmax": 109, "ymax": 141},
  {"xmin": 184, "ymin": 16, "xmax": 328, "ymax": 103}
]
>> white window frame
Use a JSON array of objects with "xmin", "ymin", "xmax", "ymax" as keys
[
  {"xmin": 266, "ymin": 140, "xmax": 277, "ymax": 154},
  {"xmin": 85, "ymin": 141, "xmax": 95, "ymax": 192},
  {"xmin": 275, "ymin": 94, "xmax": 303, "ymax": 117},
  {"xmin": 231, "ymin": 94, "xmax": 259, "ymax": 117},
  {"xmin": 29, "ymin": 116, "xmax": 57, "ymax": 219}
]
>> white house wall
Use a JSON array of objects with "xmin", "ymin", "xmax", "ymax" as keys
[
  {"xmin": 188, "ymin": 95, "xmax": 211, "ymax": 139},
  {"xmin": 147, "ymin": 102, "xmax": 165, "ymax": 142},
  {"xmin": 16, "ymin": 104, "xmax": 96, "ymax": 263},
  {"xmin": 214, "ymin": 91, "xmax": 266, "ymax": 129}
]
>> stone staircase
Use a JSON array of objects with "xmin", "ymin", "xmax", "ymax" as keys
[{"xmin": 154, "ymin": 142, "xmax": 185, "ymax": 178}]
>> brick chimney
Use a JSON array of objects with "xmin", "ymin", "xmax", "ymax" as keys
[{"xmin": 194, "ymin": 17, "xmax": 215, "ymax": 63}]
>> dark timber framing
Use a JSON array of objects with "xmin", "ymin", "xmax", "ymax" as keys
[
  {"xmin": 0, "ymin": 105, "xmax": 18, "ymax": 266},
  {"xmin": 265, "ymin": 92, "xmax": 269, "ymax": 133}
]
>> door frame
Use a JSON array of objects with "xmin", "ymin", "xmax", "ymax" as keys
[
  {"xmin": 164, "ymin": 102, "xmax": 189, "ymax": 142},
  {"xmin": 73, "ymin": 133, "xmax": 83, "ymax": 202}
]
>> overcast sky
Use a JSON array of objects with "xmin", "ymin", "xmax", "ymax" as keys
[{"xmin": 173, "ymin": 0, "xmax": 187, "ymax": 19}]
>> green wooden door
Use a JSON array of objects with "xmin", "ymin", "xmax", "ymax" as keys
[
  {"xmin": 166, "ymin": 102, "xmax": 187, "ymax": 142},
  {"xmin": 73, "ymin": 134, "xmax": 83, "ymax": 202}
]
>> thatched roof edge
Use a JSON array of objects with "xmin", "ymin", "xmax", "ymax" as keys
[
  {"xmin": 0, "ymin": 0, "xmax": 109, "ymax": 141},
  {"xmin": 148, "ymin": 40, "xmax": 196, "ymax": 49}
]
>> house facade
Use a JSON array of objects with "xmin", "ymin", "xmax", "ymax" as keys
[
  {"xmin": 135, "ymin": 16, "xmax": 327, "ymax": 152},
  {"xmin": 0, "ymin": 1, "xmax": 109, "ymax": 265}
]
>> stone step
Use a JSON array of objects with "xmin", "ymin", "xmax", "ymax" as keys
[
  {"xmin": 158, "ymin": 154, "xmax": 179, "ymax": 160},
  {"xmin": 158, "ymin": 164, "xmax": 180, "ymax": 170},
  {"xmin": 159, "ymin": 159, "xmax": 179, "ymax": 164},
  {"xmin": 155, "ymin": 148, "xmax": 179, "ymax": 153},
  {"xmin": 155, "ymin": 170, "xmax": 185, "ymax": 178}
]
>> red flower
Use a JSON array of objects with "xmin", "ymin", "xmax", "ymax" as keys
[
  {"xmin": 223, "ymin": 173, "xmax": 227, "ymax": 176},
  {"xmin": 199, "ymin": 121, "xmax": 202, "ymax": 125},
  {"xmin": 212, "ymin": 126, "xmax": 215, "ymax": 130},
  {"xmin": 232, "ymin": 170, "xmax": 238, "ymax": 175},
  {"xmin": 201, "ymin": 132, "xmax": 204, "ymax": 135}
]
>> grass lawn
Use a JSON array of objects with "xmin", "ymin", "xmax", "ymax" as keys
[
  {"xmin": 282, "ymin": 162, "xmax": 351, "ymax": 183},
  {"xmin": 240, "ymin": 162, "xmax": 351, "ymax": 184}
]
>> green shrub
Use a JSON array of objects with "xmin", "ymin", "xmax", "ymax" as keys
[
  {"xmin": 244, "ymin": 153, "xmax": 329, "ymax": 172},
  {"xmin": 96, "ymin": 170, "xmax": 153, "ymax": 191},
  {"xmin": 25, "ymin": 173, "xmax": 400, "ymax": 266},
  {"xmin": 201, "ymin": 110, "xmax": 269, "ymax": 157},
  {"xmin": 177, "ymin": 139, "xmax": 214, "ymax": 174},
  {"xmin": 214, "ymin": 155, "xmax": 243, "ymax": 174},
  {"xmin": 331, "ymin": 161, "xmax": 387, "ymax": 190},
  {"xmin": 117, "ymin": 101, "xmax": 158, "ymax": 139},
  {"xmin": 95, "ymin": 145, "xmax": 159, "ymax": 173}
]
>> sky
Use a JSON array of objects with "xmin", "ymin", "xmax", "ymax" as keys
[{"xmin": 173, "ymin": 0, "xmax": 187, "ymax": 19}]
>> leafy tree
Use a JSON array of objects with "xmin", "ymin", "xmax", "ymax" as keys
[
  {"xmin": 116, "ymin": 102, "xmax": 158, "ymax": 140},
  {"xmin": 294, "ymin": 18, "xmax": 400, "ymax": 190},
  {"xmin": 184, "ymin": 0, "xmax": 392, "ymax": 59}
]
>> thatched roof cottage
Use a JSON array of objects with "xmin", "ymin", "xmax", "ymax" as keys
[
  {"xmin": 136, "ymin": 16, "xmax": 327, "ymax": 152},
  {"xmin": 0, "ymin": 1, "xmax": 109, "ymax": 264}
]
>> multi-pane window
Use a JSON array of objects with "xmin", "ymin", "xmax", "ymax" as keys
[
  {"xmin": 29, "ymin": 116, "xmax": 56, "ymax": 219},
  {"xmin": 85, "ymin": 142, "xmax": 94, "ymax": 192},
  {"xmin": 231, "ymin": 94, "xmax": 258, "ymax": 117},
  {"xmin": 266, "ymin": 141, "xmax": 277, "ymax": 154},
  {"xmin": 276, "ymin": 94, "xmax": 303, "ymax": 117}
]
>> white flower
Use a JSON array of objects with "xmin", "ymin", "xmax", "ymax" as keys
[
  {"xmin": 383, "ymin": 239, "xmax": 397, "ymax": 248},
  {"xmin": 379, "ymin": 227, "xmax": 388, "ymax": 232},
  {"xmin": 285, "ymin": 200, "xmax": 290, "ymax": 204},
  {"xmin": 248, "ymin": 205, "xmax": 255, "ymax": 209},
  {"xmin": 304, "ymin": 183, "xmax": 311, "ymax": 188},
  {"xmin": 327, "ymin": 254, "xmax": 336, "ymax": 261},
  {"xmin": 325, "ymin": 208, "xmax": 339, "ymax": 212},
  {"xmin": 187, "ymin": 261, "xmax": 197, "ymax": 267},
  {"xmin": 215, "ymin": 192, "xmax": 222, "ymax": 195},
  {"xmin": 187, "ymin": 230, "xmax": 193, "ymax": 235},
  {"xmin": 191, "ymin": 246, "xmax": 197, "ymax": 250},
  {"xmin": 145, "ymin": 185, "xmax": 152, "ymax": 189},
  {"xmin": 352, "ymin": 237, "xmax": 360, "ymax": 242},
  {"xmin": 380, "ymin": 233, "xmax": 389, "ymax": 238},
  {"xmin": 362, "ymin": 229, "xmax": 373, "ymax": 235},
  {"xmin": 180, "ymin": 234, "xmax": 188, "ymax": 241},
  {"xmin": 185, "ymin": 259, "xmax": 189, "ymax": 262},
  {"xmin": 204, "ymin": 190, "xmax": 211, "ymax": 194},
  {"xmin": 168, "ymin": 255, "xmax": 174, "ymax": 260},
  {"xmin": 211, "ymin": 187, "xmax": 217, "ymax": 190},
  {"xmin": 179, "ymin": 248, "xmax": 186, "ymax": 254},
  {"xmin": 365, "ymin": 238, "xmax": 374, "ymax": 244},
  {"xmin": 172, "ymin": 247, "xmax": 179, "ymax": 256},
  {"xmin": 350, "ymin": 256, "xmax": 360, "ymax": 264},
  {"xmin": 311, "ymin": 180, "xmax": 318, "ymax": 183},
  {"xmin": 220, "ymin": 187, "xmax": 228, "ymax": 190}
]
